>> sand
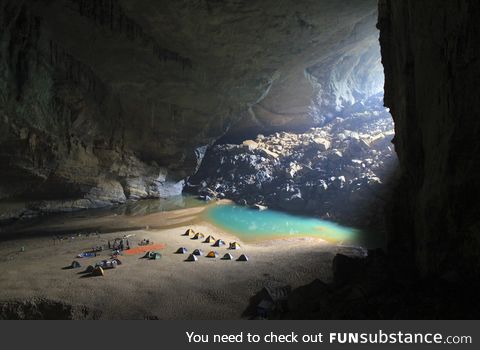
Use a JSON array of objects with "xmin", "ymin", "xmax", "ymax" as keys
[{"xmin": 0, "ymin": 205, "xmax": 341, "ymax": 319}]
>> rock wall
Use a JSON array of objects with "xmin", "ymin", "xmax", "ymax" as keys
[
  {"xmin": 0, "ymin": 0, "xmax": 187, "ymax": 218},
  {"xmin": 378, "ymin": 0, "xmax": 480, "ymax": 278}
]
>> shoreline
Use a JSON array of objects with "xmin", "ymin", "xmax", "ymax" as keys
[{"xmin": 1, "ymin": 198, "xmax": 340, "ymax": 245}]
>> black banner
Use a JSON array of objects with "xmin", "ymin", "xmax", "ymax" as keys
[{"xmin": 0, "ymin": 320, "xmax": 476, "ymax": 349}]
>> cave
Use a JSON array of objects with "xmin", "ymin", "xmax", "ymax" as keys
[{"xmin": 0, "ymin": 0, "xmax": 479, "ymax": 320}]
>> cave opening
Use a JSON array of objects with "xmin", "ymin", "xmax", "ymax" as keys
[{"xmin": 186, "ymin": 13, "xmax": 397, "ymax": 248}]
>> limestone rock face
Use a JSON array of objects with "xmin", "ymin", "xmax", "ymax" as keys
[
  {"xmin": 378, "ymin": 0, "xmax": 480, "ymax": 278},
  {"xmin": 0, "ymin": 0, "xmax": 381, "ymax": 218}
]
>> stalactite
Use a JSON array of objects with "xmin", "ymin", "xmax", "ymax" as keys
[
  {"xmin": 69, "ymin": 0, "xmax": 193, "ymax": 70},
  {"xmin": 48, "ymin": 40, "xmax": 105, "ymax": 100}
]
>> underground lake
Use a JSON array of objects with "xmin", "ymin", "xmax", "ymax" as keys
[{"xmin": 203, "ymin": 202, "xmax": 360, "ymax": 244}]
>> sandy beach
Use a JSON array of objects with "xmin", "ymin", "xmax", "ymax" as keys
[{"xmin": 0, "ymin": 205, "xmax": 340, "ymax": 319}]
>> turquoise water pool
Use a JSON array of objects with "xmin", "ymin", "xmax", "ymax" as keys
[{"xmin": 203, "ymin": 203, "xmax": 360, "ymax": 243}]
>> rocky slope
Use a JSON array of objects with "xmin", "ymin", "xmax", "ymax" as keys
[
  {"xmin": 187, "ymin": 94, "xmax": 396, "ymax": 229},
  {"xmin": 0, "ymin": 0, "xmax": 382, "ymax": 220}
]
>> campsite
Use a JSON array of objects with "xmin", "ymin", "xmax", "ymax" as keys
[{"xmin": 0, "ymin": 204, "xmax": 338, "ymax": 319}]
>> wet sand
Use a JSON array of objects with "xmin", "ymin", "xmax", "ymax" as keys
[{"xmin": 0, "ymin": 205, "xmax": 341, "ymax": 319}]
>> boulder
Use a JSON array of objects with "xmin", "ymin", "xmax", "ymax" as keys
[
  {"xmin": 313, "ymin": 138, "xmax": 331, "ymax": 151},
  {"xmin": 242, "ymin": 140, "xmax": 259, "ymax": 150},
  {"xmin": 332, "ymin": 254, "xmax": 365, "ymax": 286}
]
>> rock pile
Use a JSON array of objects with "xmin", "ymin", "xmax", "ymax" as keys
[{"xmin": 187, "ymin": 95, "xmax": 397, "ymax": 228}]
